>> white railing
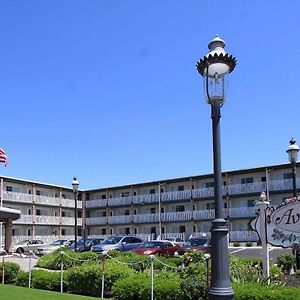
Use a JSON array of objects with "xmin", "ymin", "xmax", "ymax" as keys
[
  {"xmin": 86, "ymin": 199, "xmax": 107, "ymax": 208},
  {"xmin": 229, "ymin": 230, "xmax": 259, "ymax": 242},
  {"xmin": 3, "ymin": 191, "xmax": 32, "ymax": 203},
  {"xmin": 133, "ymin": 213, "xmax": 159, "ymax": 223},
  {"xmin": 13, "ymin": 215, "xmax": 33, "ymax": 224},
  {"xmin": 107, "ymin": 215, "xmax": 132, "ymax": 224},
  {"xmin": 161, "ymin": 190, "xmax": 191, "ymax": 202},
  {"xmin": 86, "ymin": 217, "xmax": 107, "ymax": 226},
  {"xmin": 61, "ymin": 217, "xmax": 83, "ymax": 226},
  {"xmin": 35, "ymin": 195, "xmax": 60, "ymax": 206},
  {"xmin": 134, "ymin": 194, "xmax": 158, "ymax": 204},
  {"xmin": 162, "ymin": 211, "xmax": 192, "ymax": 221},
  {"xmin": 193, "ymin": 209, "xmax": 215, "ymax": 220},
  {"xmin": 35, "ymin": 215, "xmax": 60, "ymax": 225},
  {"xmin": 108, "ymin": 196, "xmax": 132, "ymax": 206},
  {"xmin": 228, "ymin": 207, "xmax": 257, "ymax": 218}
]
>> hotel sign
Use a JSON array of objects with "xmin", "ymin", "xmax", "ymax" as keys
[{"xmin": 251, "ymin": 197, "xmax": 300, "ymax": 249}]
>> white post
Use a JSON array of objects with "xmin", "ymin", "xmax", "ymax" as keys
[
  {"xmin": 256, "ymin": 192, "xmax": 270, "ymax": 280},
  {"xmin": 158, "ymin": 183, "xmax": 161, "ymax": 240},
  {"xmin": 28, "ymin": 251, "xmax": 32, "ymax": 288},
  {"xmin": 2, "ymin": 253, "xmax": 4, "ymax": 284},
  {"xmin": 60, "ymin": 251, "xmax": 64, "ymax": 293},
  {"xmin": 101, "ymin": 256, "xmax": 105, "ymax": 298},
  {"xmin": 150, "ymin": 255, "xmax": 154, "ymax": 300}
]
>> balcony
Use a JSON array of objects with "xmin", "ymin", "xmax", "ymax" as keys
[
  {"xmin": 13, "ymin": 215, "xmax": 82, "ymax": 226},
  {"xmin": 3, "ymin": 191, "xmax": 32, "ymax": 203},
  {"xmin": 193, "ymin": 209, "xmax": 215, "ymax": 220},
  {"xmin": 107, "ymin": 215, "xmax": 132, "ymax": 224},
  {"xmin": 35, "ymin": 195, "xmax": 60, "ymax": 206},
  {"xmin": 86, "ymin": 216, "xmax": 107, "ymax": 226}
]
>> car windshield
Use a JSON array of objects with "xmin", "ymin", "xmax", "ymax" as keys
[
  {"xmin": 101, "ymin": 236, "xmax": 122, "ymax": 245},
  {"xmin": 16, "ymin": 240, "xmax": 29, "ymax": 245},
  {"xmin": 185, "ymin": 238, "xmax": 208, "ymax": 246},
  {"xmin": 140, "ymin": 241, "xmax": 164, "ymax": 248},
  {"xmin": 51, "ymin": 240, "xmax": 66, "ymax": 246}
]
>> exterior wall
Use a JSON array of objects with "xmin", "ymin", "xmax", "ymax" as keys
[{"xmin": 1, "ymin": 163, "xmax": 300, "ymax": 245}]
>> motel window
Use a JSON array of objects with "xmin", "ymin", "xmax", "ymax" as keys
[
  {"xmin": 36, "ymin": 190, "xmax": 41, "ymax": 196},
  {"xmin": 102, "ymin": 211, "xmax": 107, "ymax": 217},
  {"xmin": 241, "ymin": 177, "xmax": 253, "ymax": 184},
  {"xmin": 124, "ymin": 210, "xmax": 130, "ymax": 216},
  {"xmin": 150, "ymin": 189, "xmax": 155, "ymax": 194},
  {"xmin": 178, "ymin": 185, "xmax": 184, "ymax": 191},
  {"xmin": 205, "ymin": 182, "xmax": 214, "ymax": 188},
  {"xmin": 6, "ymin": 186, "xmax": 12, "ymax": 192},
  {"xmin": 125, "ymin": 228, "xmax": 130, "ymax": 235},
  {"xmin": 101, "ymin": 228, "xmax": 106, "ymax": 235},
  {"xmin": 160, "ymin": 207, "xmax": 164, "ymax": 213},
  {"xmin": 102, "ymin": 195, "xmax": 106, "ymax": 199},
  {"xmin": 176, "ymin": 205, "xmax": 185, "ymax": 212},
  {"xmin": 284, "ymin": 173, "xmax": 293, "ymax": 180},
  {"xmin": 150, "ymin": 207, "xmax": 156, "ymax": 214},
  {"xmin": 247, "ymin": 200, "xmax": 255, "ymax": 207},
  {"xmin": 261, "ymin": 176, "xmax": 266, "ymax": 182},
  {"xmin": 121, "ymin": 192, "xmax": 130, "ymax": 197},
  {"xmin": 179, "ymin": 225, "xmax": 186, "ymax": 233},
  {"xmin": 36, "ymin": 209, "xmax": 41, "ymax": 216},
  {"xmin": 133, "ymin": 191, "xmax": 137, "ymax": 196}
]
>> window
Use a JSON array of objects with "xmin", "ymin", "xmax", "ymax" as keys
[
  {"xmin": 36, "ymin": 190, "xmax": 41, "ymax": 196},
  {"xmin": 160, "ymin": 207, "xmax": 164, "ymax": 213},
  {"xmin": 160, "ymin": 188, "xmax": 164, "ymax": 193},
  {"xmin": 134, "ymin": 228, "xmax": 138, "ymax": 234},
  {"xmin": 205, "ymin": 182, "xmax": 214, "ymax": 188},
  {"xmin": 36, "ymin": 209, "xmax": 41, "ymax": 215},
  {"xmin": 102, "ymin": 195, "xmax": 106, "ymax": 199},
  {"xmin": 28, "ymin": 209, "xmax": 31, "ymax": 215},
  {"xmin": 125, "ymin": 228, "xmax": 130, "ymax": 235},
  {"xmin": 241, "ymin": 177, "xmax": 253, "ymax": 184},
  {"xmin": 124, "ymin": 209, "xmax": 130, "ymax": 216},
  {"xmin": 223, "ymin": 181, "xmax": 227, "ymax": 186},
  {"xmin": 261, "ymin": 176, "xmax": 266, "ymax": 182},
  {"xmin": 224, "ymin": 202, "xmax": 228, "ymax": 209},
  {"xmin": 284, "ymin": 173, "xmax": 293, "ymax": 180},
  {"xmin": 247, "ymin": 200, "xmax": 255, "ymax": 207},
  {"xmin": 134, "ymin": 209, "xmax": 137, "ymax": 215},
  {"xmin": 6, "ymin": 186, "xmax": 12, "ymax": 192},
  {"xmin": 102, "ymin": 211, "xmax": 107, "ymax": 217},
  {"xmin": 176, "ymin": 205, "xmax": 185, "ymax": 212},
  {"xmin": 121, "ymin": 192, "xmax": 130, "ymax": 197},
  {"xmin": 178, "ymin": 185, "xmax": 184, "ymax": 191},
  {"xmin": 62, "ymin": 211, "xmax": 65, "ymax": 217},
  {"xmin": 28, "ymin": 190, "xmax": 31, "ymax": 194},
  {"xmin": 150, "ymin": 207, "xmax": 156, "ymax": 214},
  {"xmin": 191, "ymin": 185, "xmax": 195, "ymax": 189},
  {"xmin": 150, "ymin": 189, "xmax": 155, "ymax": 194},
  {"xmin": 179, "ymin": 225, "xmax": 186, "ymax": 233},
  {"xmin": 206, "ymin": 203, "xmax": 215, "ymax": 210},
  {"xmin": 27, "ymin": 228, "xmax": 31, "ymax": 236},
  {"xmin": 61, "ymin": 229, "xmax": 65, "ymax": 236},
  {"xmin": 150, "ymin": 227, "xmax": 156, "ymax": 234},
  {"xmin": 133, "ymin": 191, "xmax": 137, "ymax": 196}
]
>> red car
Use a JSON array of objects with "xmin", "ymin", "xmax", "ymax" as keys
[{"xmin": 133, "ymin": 240, "xmax": 181, "ymax": 257}]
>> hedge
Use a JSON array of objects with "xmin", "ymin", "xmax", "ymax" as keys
[{"xmin": 0, "ymin": 262, "xmax": 20, "ymax": 284}]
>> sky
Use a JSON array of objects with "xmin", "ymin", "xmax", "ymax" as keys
[{"xmin": 0, "ymin": 1, "xmax": 299, "ymax": 190}]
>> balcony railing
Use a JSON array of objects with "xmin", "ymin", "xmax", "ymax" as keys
[
  {"xmin": 107, "ymin": 215, "xmax": 132, "ymax": 224},
  {"xmin": 86, "ymin": 199, "xmax": 107, "ymax": 208},
  {"xmin": 3, "ymin": 191, "xmax": 32, "ymax": 203},
  {"xmin": 86, "ymin": 216, "xmax": 107, "ymax": 226},
  {"xmin": 13, "ymin": 215, "xmax": 82, "ymax": 226}
]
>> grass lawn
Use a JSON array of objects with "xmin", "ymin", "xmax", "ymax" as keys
[{"xmin": 0, "ymin": 285, "xmax": 102, "ymax": 300}]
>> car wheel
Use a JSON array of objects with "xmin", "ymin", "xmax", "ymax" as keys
[{"xmin": 16, "ymin": 248, "xmax": 24, "ymax": 254}]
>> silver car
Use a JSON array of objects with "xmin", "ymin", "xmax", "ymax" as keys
[
  {"xmin": 12, "ymin": 239, "xmax": 44, "ymax": 254},
  {"xmin": 36, "ymin": 239, "xmax": 73, "ymax": 255}
]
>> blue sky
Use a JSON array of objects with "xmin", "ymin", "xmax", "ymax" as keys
[{"xmin": 0, "ymin": 1, "xmax": 298, "ymax": 189}]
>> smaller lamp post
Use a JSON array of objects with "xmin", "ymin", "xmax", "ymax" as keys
[
  {"xmin": 72, "ymin": 177, "xmax": 79, "ymax": 252},
  {"xmin": 286, "ymin": 138, "xmax": 299, "ymax": 198},
  {"xmin": 286, "ymin": 139, "xmax": 300, "ymax": 269}
]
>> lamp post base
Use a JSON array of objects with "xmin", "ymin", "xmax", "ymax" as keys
[{"xmin": 208, "ymin": 218, "xmax": 234, "ymax": 300}]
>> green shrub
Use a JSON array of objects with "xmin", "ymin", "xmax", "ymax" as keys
[
  {"xmin": 112, "ymin": 272, "xmax": 181, "ymax": 300},
  {"xmin": 277, "ymin": 254, "xmax": 296, "ymax": 274},
  {"xmin": 179, "ymin": 263, "xmax": 206, "ymax": 300},
  {"xmin": 0, "ymin": 262, "xmax": 20, "ymax": 283},
  {"xmin": 65, "ymin": 260, "xmax": 135, "ymax": 297},
  {"xmin": 245, "ymin": 242, "xmax": 252, "ymax": 247},
  {"xmin": 36, "ymin": 249, "xmax": 99, "ymax": 270},
  {"xmin": 15, "ymin": 269, "xmax": 60, "ymax": 291},
  {"xmin": 15, "ymin": 271, "xmax": 29, "ymax": 287},
  {"xmin": 233, "ymin": 242, "xmax": 241, "ymax": 247},
  {"xmin": 233, "ymin": 282, "xmax": 300, "ymax": 300}
]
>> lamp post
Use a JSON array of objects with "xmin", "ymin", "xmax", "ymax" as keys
[
  {"xmin": 286, "ymin": 138, "xmax": 300, "ymax": 269},
  {"xmin": 286, "ymin": 138, "xmax": 299, "ymax": 198},
  {"xmin": 72, "ymin": 177, "xmax": 79, "ymax": 252},
  {"xmin": 196, "ymin": 36, "xmax": 236, "ymax": 300}
]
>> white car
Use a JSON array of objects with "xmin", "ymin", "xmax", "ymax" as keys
[
  {"xmin": 164, "ymin": 237, "xmax": 184, "ymax": 246},
  {"xmin": 37, "ymin": 239, "xmax": 73, "ymax": 255},
  {"xmin": 12, "ymin": 239, "xmax": 44, "ymax": 254}
]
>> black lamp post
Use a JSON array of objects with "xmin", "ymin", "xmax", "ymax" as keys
[
  {"xmin": 72, "ymin": 177, "xmax": 79, "ymax": 252},
  {"xmin": 196, "ymin": 36, "xmax": 236, "ymax": 300},
  {"xmin": 286, "ymin": 138, "xmax": 300, "ymax": 269}
]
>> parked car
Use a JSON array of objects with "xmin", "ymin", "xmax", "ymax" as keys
[
  {"xmin": 36, "ymin": 239, "xmax": 74, "ymax": 255},
  {"xmin": 68, "ymin": 238, "xmax": 104, "ymax": 252},
  {"xmin": 164, "ymin": 237, "xmax": 184, "ymax": 246},
  {"xmin": 91, "ymin": 235, "xmax": 143, "ymax": 254},
  {"xmin": 12, "ymin": 239, "xmax": 44, "ymax": 254},
  {"xmin": 175, "ymin": 236, "xmax": 210, "ymax": 256},
  {"xmin": 134, "ymin": 240, "xmax": 181, "ymax": 257}
]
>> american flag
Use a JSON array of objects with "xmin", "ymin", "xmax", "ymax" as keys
[{"xmin": 0, "ymin": 148, "xmax": 8, "ymax": 166}]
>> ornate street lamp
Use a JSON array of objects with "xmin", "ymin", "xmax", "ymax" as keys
[
  {"xmin": 286, "ymin": 138, "xmax": 300, "ymax": 269},
  {"xmin": 286, "ymin": 138, "xmax": 299, "ymax": 198},
  {"xmin": 196, "ymin": 36, "xmax": 236, "ymax": 300},
  {"xmin": 72, "ymin": 177, "xmax": 79, "ymax": 251}
]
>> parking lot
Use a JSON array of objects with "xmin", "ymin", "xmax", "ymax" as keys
[{"xmin": 1, "ymin": 246, "xmax": 293, "ymax": 272}]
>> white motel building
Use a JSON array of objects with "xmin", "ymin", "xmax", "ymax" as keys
[{"xmin": 0, "ymin": 162, "xmax": 299, "ymax": 246}]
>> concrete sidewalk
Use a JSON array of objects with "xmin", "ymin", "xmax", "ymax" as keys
[{"xmin": 2, "ymin": 254, "xmax": 38, "ymax": 272}]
